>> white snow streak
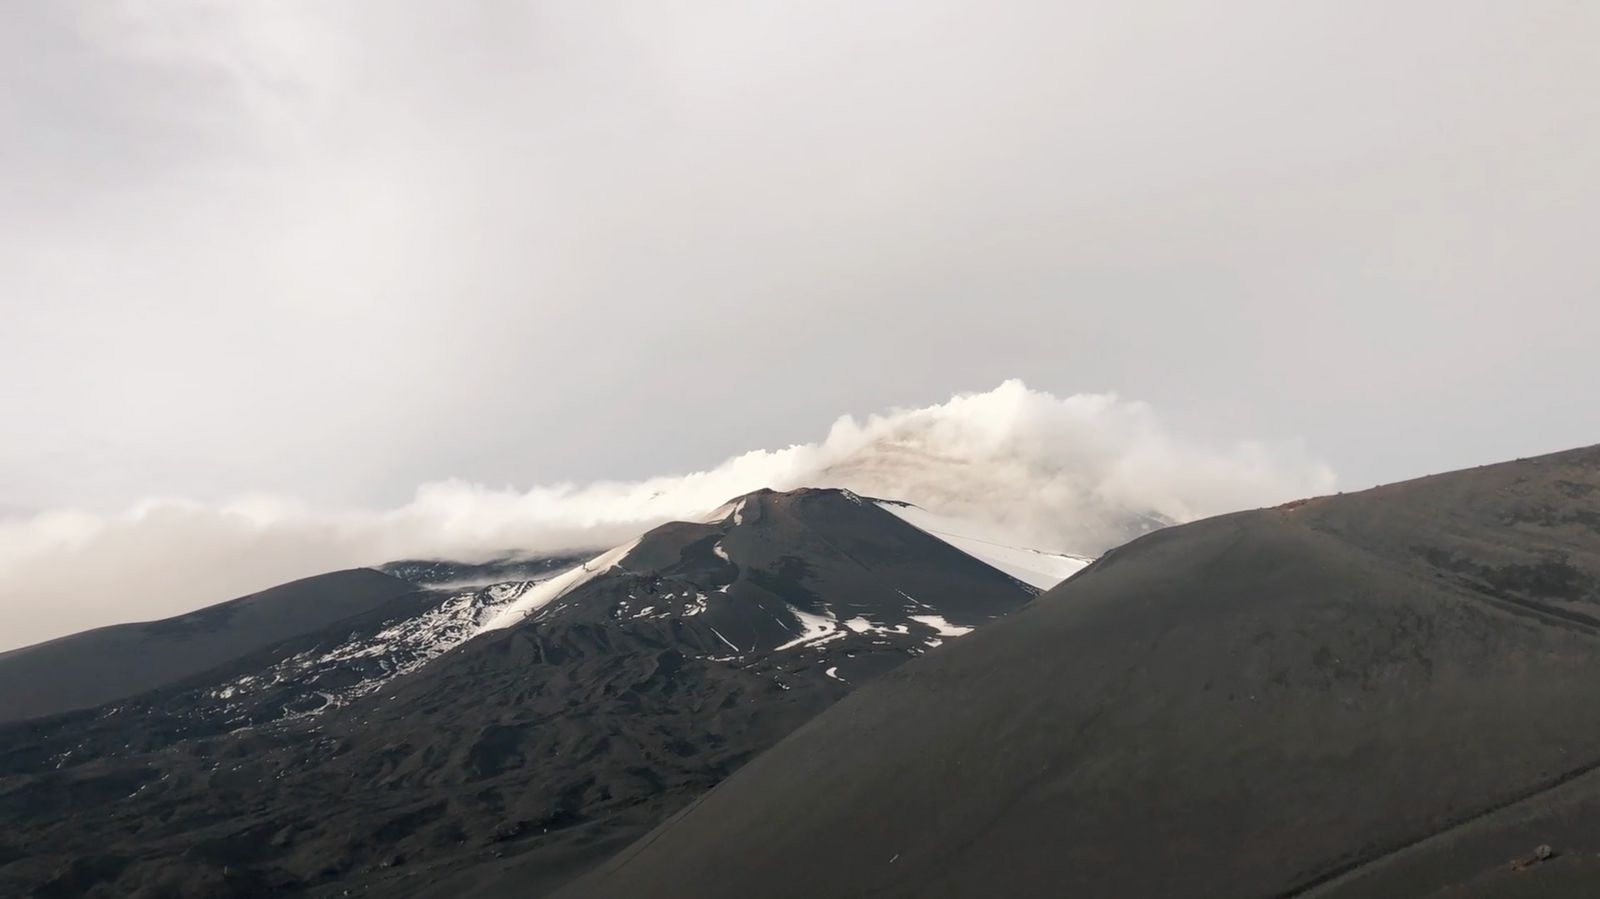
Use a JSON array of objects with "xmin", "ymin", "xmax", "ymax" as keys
[
  {"xmin": 708, "ymin": 625, "xmax": 742, "ymax": 653},
  {"xmin": 478, "ymin": 538, "xmax": 639, "ymax": 632},
  {"xmin": 207, "ymin": 576, "xmax": 557, "ymax": 718}
]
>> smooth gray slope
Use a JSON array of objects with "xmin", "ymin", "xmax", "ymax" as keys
[
  {"xmin": 0, "ymin": 568, "xmax": 415, "ymax": 723},
  {"xmin": 559, "ymin": 445, "xmax": 1600, "ymax": 899}
]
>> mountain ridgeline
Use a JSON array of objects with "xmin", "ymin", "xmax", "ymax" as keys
[
  {"xmin": 0, "ymin": 569, "xmax": 417, "ymax": 724},
  {"xmin": 560, "ymin": 445, "xmax": 1600, "ymax": 899},
  {"xmin": 0, "ymin": 487, "xmax": 1043, "ymax": 899},
  {"xmin": 12, "ymin": 445, "xmax": 1600, "ymax": 899}
]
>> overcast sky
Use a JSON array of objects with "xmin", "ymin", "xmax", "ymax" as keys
[{"xmin": 3, "ymin": 2, "xmax": 1600, "ymax": 643}]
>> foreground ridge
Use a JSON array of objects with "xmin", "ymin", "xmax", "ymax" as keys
[{"xmin": 558, "ymin": 445, "xmax": 1600, "ymax": 899}]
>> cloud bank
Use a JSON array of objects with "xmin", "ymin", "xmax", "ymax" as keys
[{"xmin": 0, "ymin": 382, "xmax": 1334, "ymax": 651}]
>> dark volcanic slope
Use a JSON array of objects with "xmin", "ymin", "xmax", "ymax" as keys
[
  {"xmin": 560, "ymin": 445, "xmax": 1600, "ymax": 899},
  {"xmin": 0, "ymin": 568, "xmax": 415, "ymax": 724},
  {"xmin": 0, "ymin": 488, "xmax": 1036, "ymax": 899},
  {"xmin": 539, "ymin": 486, "xmax": 1035, "ymax": 661}
]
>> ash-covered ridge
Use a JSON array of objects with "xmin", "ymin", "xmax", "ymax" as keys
[
  {"xmin": 494, "ymin": 486, "xmax": 1051, "ymax": 668},
  {"xmin": 198, "ymin": 487, "xmax": 1067, "ymax": 726},
  {"xmin": 0, "ymin": 486, "xmax": 1054, "ymax": 899},
  {"xmin": 561, "ymin": 445, "xmax": 1600, "ymax": 899}
]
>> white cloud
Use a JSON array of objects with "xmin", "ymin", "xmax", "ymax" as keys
[{"xmin": 0, "ymin": 382, "xmax": 1333, "ymax": 651}]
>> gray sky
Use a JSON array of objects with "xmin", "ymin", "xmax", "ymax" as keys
[{"xmin": 2, "ymin": 2, "xmax": 1599, "ymax": 644}]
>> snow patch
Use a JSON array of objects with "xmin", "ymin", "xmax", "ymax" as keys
[
  {"xmin": 877, "ymin": 502, "xmax": 1091, "ymax": 590},
  {"xmin": 206, "ymin": 575, "xmax": 560, "ymax": 720},
  {"xmin": 479, "ymin": 538, "xmax": 640, "ymax": 632},
  {"xmin": 908, "ymin": 614, "xmax": 974, "ymax": 637},
  {"xmin": 843, "ymin": 615, "xmax": 909, "ymax": 636},
  {"xmin": 774, "ymin": 605, "xmax": 845, "ymax": 651},
  {"xmin": 842, "ymin": 616, "xmax": 872, "ymax": 634}
]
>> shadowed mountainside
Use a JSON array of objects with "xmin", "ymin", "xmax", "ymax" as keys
[
  {"xmin": 0, "ymin": 568, "xmax": 416, "ymax": 724},
  {"xmin": 0, "ymin": 488, "xmax": 1037, "ymax": 899},
  {"xmin": 559, "ymin": 445, "xmax": 1600, "ymax": 899}
]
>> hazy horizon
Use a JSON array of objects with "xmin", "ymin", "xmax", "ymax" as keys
[
  {"xmin": 5, "ymin": 2, "xmax": 1600, "ymax": 646},
  {"xmin": 2, "ymin": 380, "xmax": 1343, "ymax": 651}
]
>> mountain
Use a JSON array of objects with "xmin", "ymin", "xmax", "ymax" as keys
[
  {"xmin": 0, "ymin": 488, "xmax": 1052, "ymax": 899},
  {"xmin": 0, "ymin": 568, "xmax": 416, "ymax": 724},
  {"xmin": 558, "ymin": 445, "xmax": 1600, "ymax": 899}
]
